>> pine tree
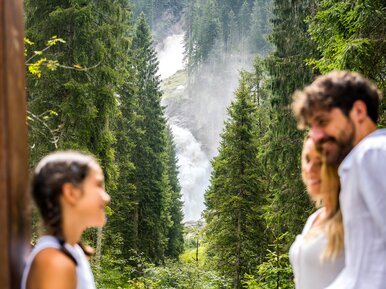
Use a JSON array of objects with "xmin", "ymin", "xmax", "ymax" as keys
[
  {"xmin": 261, "ymin": 0, "xmax": 316, "ymax": 242},
  {"xmin": 227, "ymin": 9, "xmax": 238, "ymax": 54},
  {"xmin": 104, "ymin": 4, "xmax": 142, "ymax": 261},
  {"xmin": 130, "ymin": 0, "xmax": 187, "ymax": 42},
  {"xmin": 25, "ymin": 0, "xmax": 136, "ymax": 269},
  {"xmin": 25, "ymin": 0, "xmax": 130, "ymax": 190},
  {"xmin": 130, "ymin": 13, "xmax": 172, "ymax": 263},
  {"xmin": 205, "ymin": 77, "xmax": 268, "ymax": 289},
  {"xmin": 164, "ymin": 126, "xmax": 184, "ymax": 259},
  {"xmin": 238, "ymin": 0, "xmax": 250, "ymax": 58},
  {"xmin": 249, "ymin": 0, "xmax": 272, "ymax": 54},
  {"xmin": 307, "ymin": 0, "xmax": 386, "ymax": 126}
]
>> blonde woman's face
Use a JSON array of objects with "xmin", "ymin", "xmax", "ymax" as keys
[{"xmin": 302, "ymin": 138, "xmax": 322, "ymax": 197}]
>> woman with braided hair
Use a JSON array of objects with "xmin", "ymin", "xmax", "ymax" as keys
[{"xmin": 21, "ymin": 151, "xmax": 110, "ymax": 289}]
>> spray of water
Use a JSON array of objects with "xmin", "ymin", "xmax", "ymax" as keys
[
  {"xmin": 157, "ymin": 33, "xmax": 212, "ymax": 221},
  {"xmin": 158, "ymin": 31, "xmax": 253, "ymax": 221},
  {"xmin": 170, "ymin": 123, "xmax": 211, "ymax": 221},
  {"xmin": 157, "ymin": 34, "xmax": 185, "ymax": 80}
]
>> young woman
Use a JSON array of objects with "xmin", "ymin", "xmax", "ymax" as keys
[
  {"xmin": 21, "ymin": 151, "xmax": 111, "ymax": 289},
  {"xmin": 289, "ymin": 138, "xmax": 344, "ymax": 289}
]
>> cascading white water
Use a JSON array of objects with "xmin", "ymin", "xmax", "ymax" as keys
[
  {"xmin": 157, "ymin": 31, "xmax": 250, "ymax": 221},
  {"xmin": 157, "ymin": 34, "xmax": 185, "ymax": 80},
  {"xmin": 157, "ymin": 33, "xmax": 211, "ymax": 222},
  {"xmin": 170, "ymin": 123, "xmax": 211, "ymax": 221}
]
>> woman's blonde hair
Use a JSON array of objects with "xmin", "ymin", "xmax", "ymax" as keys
[
  {"xmin": 301, "ymin": 137, "xmax": 344, "ymax": 261},
  {"xmin": 319, "ymin": 159, "xmax": 344, "ymax": 261}
]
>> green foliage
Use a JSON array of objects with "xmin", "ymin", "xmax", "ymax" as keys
[
  {"xmin": 204, "ymin": 76, "xmax": 268, "ymax": 288},
  {"xmin": 119, "ymin": 13, "xmax": 182, "ymax": 263},
  {"xmin": 94, "ymin": 248, "xmax": 229, "ymax": 289},
  {"xmin": 25, "ymin": 0, "xmax": 126, "ymax": 187},
  {"xmin": 130, "ymin": 0, "xmax": 186, "ymax": 42},
  {"xmin": 248, "ymin": 0, "xmax": 272, "ymax": 54},
  {"xmin": 26, "ymin": 0, "xmax": 184, "ymax": 275},
  {"xmin": 243, "ymin": 250, "xmax": 294, "ymax": 289},
  {"xmin": 184, "ymin": 0, "xmax": 272, "ymax": 75},
  {"xmin": 307, "ymin": 0, "xmax": 386, "ymax": 125},
  {"xmin": 165, "ymin": 126, "xmax": 185, "ymax": 259},
  {"xmin": 207, "ymin": 1, "xmax": 316, "ymax": 286},
  {"xmin": 243, "ymin": 233, "xmax": 294, "ymax": 289},
  {"xmin": 25, "ymin": 0, "xmax": 386, "ymax": 287},
  {"xmin": 307, "ymin": 0, "xmax": 386, "ymax": 80},
  {"xmin": 180, "ymin": 246, "xmax": 207, "ymax": 265},
  {"xmin": 259, "ymin": 0, "xmax": 315, "ymax": 243},
  {"xmin": 25, "ymin": 36, "xmax": 65, "ymax": 78},
  {"xmin": 126, "ymin": 259, "xmax": 229, "ymax": 289}
]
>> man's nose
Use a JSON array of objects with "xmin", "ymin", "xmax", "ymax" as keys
[{"xmin": 309, "ymin": 128, "xmax": 325, "ymax": 144}]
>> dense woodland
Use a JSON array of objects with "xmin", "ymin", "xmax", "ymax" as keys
[{"xmin": 25, "ymin": 0, "xmax": 385, "ymax": 288}]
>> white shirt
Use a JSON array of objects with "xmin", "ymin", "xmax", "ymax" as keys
[
  {"xmin": 290, "ymin": 209, "xmax": 345, "ymax": 289},
  {"xmin": 326, "ymin": 129, "xmax": 386, "ymax": 289},
  {"xmin": 21, "ymin": 235, "xmax": 96, "ymax": 289}
]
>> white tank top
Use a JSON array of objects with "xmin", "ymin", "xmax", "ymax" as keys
[
  {"xmin": 289, "ymin": 209, "xmax": 345, "ymax": 289},
  {"xmin": 21, "ymin": 235, "xmax": 96, "ymax": 289}
]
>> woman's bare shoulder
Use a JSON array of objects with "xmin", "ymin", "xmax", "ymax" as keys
[{"xmin": 28, "ymin": 248, "xmax": 76, "ymax": 289}]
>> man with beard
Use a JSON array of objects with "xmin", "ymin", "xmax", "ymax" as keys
[{"xmin": 292, "ymin": 70, "xmax": 386, "ymax": 289}]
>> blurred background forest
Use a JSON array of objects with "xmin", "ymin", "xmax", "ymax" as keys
[{"xmin": 25, "ymin": 0, "xmax": 385, "ymax": 288}]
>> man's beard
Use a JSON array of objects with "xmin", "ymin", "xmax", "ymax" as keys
[{"xmin": 317, "ymin": 120, "xmax": 355, "ymax": 165}]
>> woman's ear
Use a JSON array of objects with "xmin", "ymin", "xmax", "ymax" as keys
[{"xmin": 61, "ymin": 183, "xmax": 81, "ymax": 205}]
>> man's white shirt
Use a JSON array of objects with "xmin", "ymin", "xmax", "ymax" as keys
[{"xmin": 326, "ymin": 129, "xmax": 386, "ymax": 289}]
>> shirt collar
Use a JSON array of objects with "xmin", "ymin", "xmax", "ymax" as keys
[{"xmin": 338, "ymin": 129, "xmax": 386, "ymax": 176}]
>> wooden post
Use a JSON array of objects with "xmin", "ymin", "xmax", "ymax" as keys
[{"xmin": 0, "ymin": 0, "xmax": 31, "ymax": 288}]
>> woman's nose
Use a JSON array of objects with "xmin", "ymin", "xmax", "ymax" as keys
[{"xmin": 103, "ymin": 191, "xmax": 111, "ymax": 204}]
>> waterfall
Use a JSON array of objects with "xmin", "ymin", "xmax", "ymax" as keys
[
  {"xmin": 157, "ymin": 31, "xmax": 249, "ymax": 222},
  {"xmin": 170, "ymin": 123, "xmax": 211, "ymax": 221},
  {"xmin": 157, "ymin": 33, "xmax": 211, "ymax": 222},
  {"xmin": 157, "ymin": 34, "xmax": 185, "ymax": 80}
]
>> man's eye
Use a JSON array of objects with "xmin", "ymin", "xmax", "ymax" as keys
[{"xmin": 317, "ymin": 119, "xmax": 326, "ymax": 126}]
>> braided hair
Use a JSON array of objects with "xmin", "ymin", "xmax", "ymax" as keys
[{"xmin": 32, "ymin": 151, "xmax": 98, "ymax": 265}]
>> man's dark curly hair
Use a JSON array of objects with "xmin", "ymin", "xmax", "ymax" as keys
[{"xmin": 292, "ymin": 71, "xmax": 383, "ymax": 129}]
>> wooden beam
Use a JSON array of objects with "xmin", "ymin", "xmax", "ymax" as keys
[{"xmin": 0, "ymin": 0, "xmax": 31, "ymax": 288}]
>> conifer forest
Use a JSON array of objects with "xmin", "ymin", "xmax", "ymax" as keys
[{"xmin": 25, "ymin": 0, "xmax": 385, "ymax": 288}]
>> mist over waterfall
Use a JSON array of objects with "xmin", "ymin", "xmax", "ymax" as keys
[
  {"xmin": 170, "ymin": 123, "xmax": 211, "ymax": 221},
  {"xmin": 157, "ymin": 34, "xmax": 185, "ymax": 80},
  {"xmin": 157, "ymin": 31, "xmax": 251, "ymax": 222},
  {"xmin": 157, "ymin": 34, "xmax": 212, "ymax": 222}
]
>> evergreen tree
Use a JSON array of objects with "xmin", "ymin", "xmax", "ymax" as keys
[
  {"xmin": 307, "ymin": 0, "xmax": 386, "ymax": 125},
  {"xmin": 238, "ymin": 0, "xmax": 250, "ymax": 58},
  {"xmin": 131, "ymin": 13, "xmax": 173, "ymax": 263},
  {"xmin": 25, "ymin": 0, "xmax": 130, "ymax": 190},
  {"xmin": 249, "ymin": 0, "xmax": 272, "ymax": 54},
  {"xmin": 184, "ymin": 0, "xmax": 222, "ymax": 69},
  {"xmin": 205, "ymin": 77, "xmax": 267, "ymax": 289},
  {"xmin": 105, "ymin": 5, "xmax": 141, "ymax": 261},
  {"xmin": 164, "ymin": 126, "xmax": 184, "ymax": 259},
  {"xmin": 261, "ymin": 0, "xmax": 316, "ymax": 242},
  {"xmin": 130, "ymin": 0, "xmax": 187, "ymax": 42},
  {"xmin": 227, "ymin": 9, "xmax": 238, "ymax": 54}
]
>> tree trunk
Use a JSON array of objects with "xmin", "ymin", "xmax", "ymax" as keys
[
  {"xmin": 234, "ymin": 209, "xmax": 241, "ymax": 289},
  {"xmin": 95, "ymin": 227, "xmax": 103, "ymax": 269},
  {"xmin": 0, "ymin": 0, "xmax": 30, "ymax": 288}
]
